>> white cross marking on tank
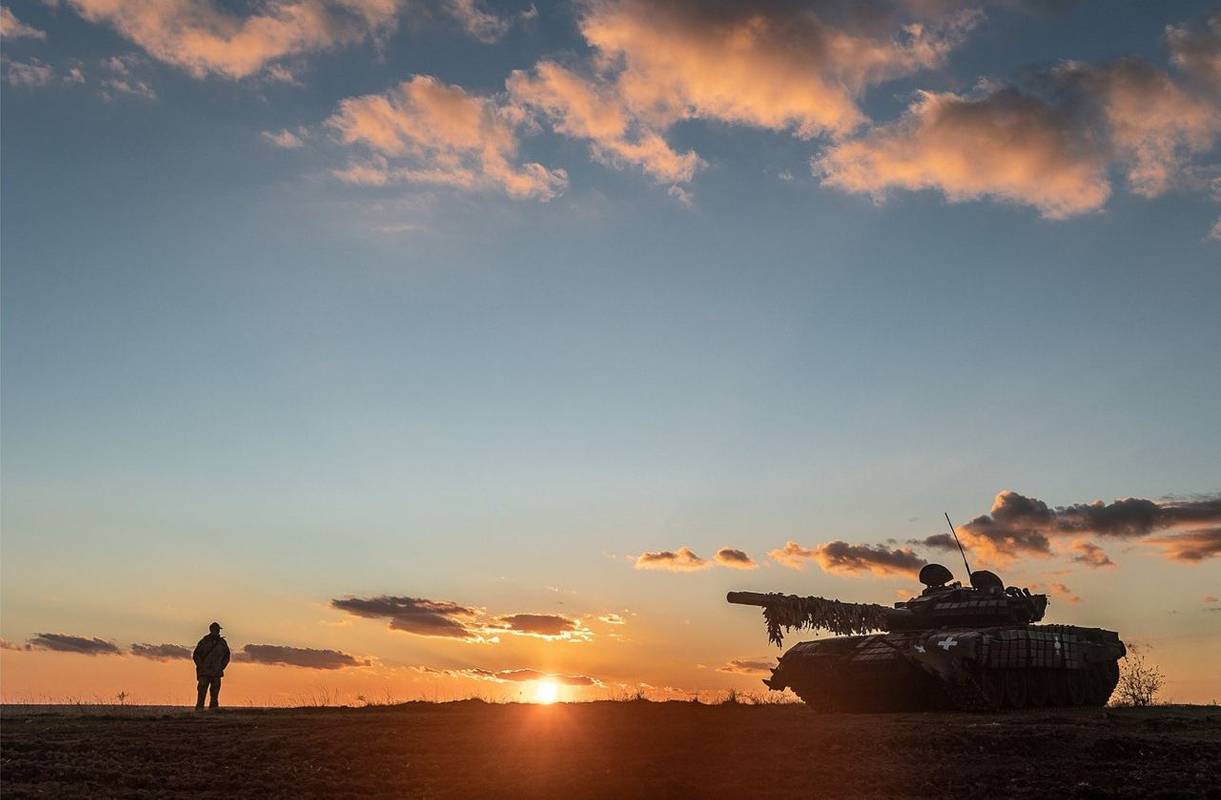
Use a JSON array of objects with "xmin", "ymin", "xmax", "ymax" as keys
[
  {"xmin": 937, "ymin": 636, "xmax": 958, "ymax": 651},
  {"xmin": 913, "ymin": 644, "xmax": 926, "ymax": 653},
  {"xmin": 1054, "ymin": 639, "xmax": 1061, "ymax": 650}
]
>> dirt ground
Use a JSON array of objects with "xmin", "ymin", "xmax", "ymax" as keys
[{"xmin": 2, "ymin": 702, "xmax": 1219, "ymax": 799}]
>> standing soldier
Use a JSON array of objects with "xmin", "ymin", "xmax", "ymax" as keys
[{"xmin": 192, "ymin": 622, "xmax": 231, "ymax": 710}]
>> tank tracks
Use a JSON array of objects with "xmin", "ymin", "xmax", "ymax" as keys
[{"xmin": 790, "ymin": 660, "xmax": 1120, "ymax": 712}]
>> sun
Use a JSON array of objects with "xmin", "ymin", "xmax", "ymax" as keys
[{"xmin": 533, "ymin": 680, "xmax": 559, "ymax": 704}]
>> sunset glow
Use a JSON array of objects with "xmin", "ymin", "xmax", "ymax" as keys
[
  {"xmin": 1, "ymin": 0, "xmax": 1218, "ymax": 711},
  {"xmin": 533, "ymin": 681, "xmax": 560, "ymax": 704}
]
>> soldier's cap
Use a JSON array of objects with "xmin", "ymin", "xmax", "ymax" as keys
[{"xmin": 209, "ymin": 621, "xmax": 222, "ymax": 631}]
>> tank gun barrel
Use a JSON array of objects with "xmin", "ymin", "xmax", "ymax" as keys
[{"xmin": 727, "ymin": 591, "xmax": 908, "ymax": 645}]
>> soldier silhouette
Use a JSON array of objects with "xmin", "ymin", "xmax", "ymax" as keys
[{"xmin": 192, "ymin": 622, "xmax": 231, "ymax": 710}]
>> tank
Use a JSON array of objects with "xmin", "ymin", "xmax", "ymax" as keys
[{"xmin": 727, "ymin": 564, "xmax": 1125, "ymax": 711}]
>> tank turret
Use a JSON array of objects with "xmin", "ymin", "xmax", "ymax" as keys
[
  {"xmin": 728, "ymin": 565, "xmax": 1047, "ymax": 645},
  {"xmin": 727, "ymin": 563, "xmax": 1124, "ymax": 712}
]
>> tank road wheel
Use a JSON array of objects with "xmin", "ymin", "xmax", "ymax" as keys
[
  {"xmin": 1066, "ymin": 670, "xmax": 1087, "ymax": 706},
  {"xmin": 1049, "ymin": 671, "xmax": 1071, "ymax": 707},
  {"xmin": 1025, "ymin": 669, "xmax": 1050, "ymax": 708},
  {"xmin": 944, "ymin": 670, "xmax": 1000, "ymax": 712},
  {"xmin": 1001, "ymin": 670, "xmax": 1028, "ymax": 709}
]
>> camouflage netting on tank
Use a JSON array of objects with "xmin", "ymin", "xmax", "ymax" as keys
[{"xmin": 762, "ymin": 595, "xmax": 891, "ymax": 646}]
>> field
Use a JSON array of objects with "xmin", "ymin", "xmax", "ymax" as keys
[{"xmin": 2, "ymin": 702, "xmax": 1219, "ymax": 799}]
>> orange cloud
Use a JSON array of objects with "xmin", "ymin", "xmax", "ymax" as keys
[
  {"xmin": 27, "ymin": 633, "xmax": 121, "ymax": 656},
  {"xmin": 1166, "ymin": 13, "xmax": 1221, "ymax": 85},
  {"xmin": 489, "ymin": 614, "xmax": 591, "ymax": 642},
  {"xmin": 1, "ymin": 7, "xmax": 45, "ymax": 40},
  {"xmin": 262, "ymin": 128, "xmax": 306, "ymax": 149},
  {"xmin": 1070, "ymin": 540, "xmax": 1115, "ymax": 568},
  {"xmin": 65, "ymin": 0, "xmax": 403, "ymax": 80},
  {"xmin": 328, "ymin": 75, "xmax": 567, "ymax": 199},
  {"xmin": 1144, "ymin": 528, "xmax": 1221, "ymax": 563},
  {"xmin": 507, "ymin": 61, "xmax": 703, "ymax": 184},
  {"xmin": 330, "ymin": 594, "xmax": 593, "ymax": 642},
  {"xmin": 768, "ymin": 540, "xmax": 818, "ymax": 570},
  {"xmin": 129, "ymin": 643, "xmax": 191, "ymax": 661},
  {"xmin": 1035, "ymin": 582, "xmax": 1082, "ymax": 604},
  {"xmin": 769, "ymin": 540, "xmax": 925, "ymax": 576},
  {"xmin": 424, "ymin": 666, "xmax": 602, "ymax": 687},
  {"xmin": 816, "ymin": 59, "xmax": 1218, "ymax": 218},
  {"xmin": 237, "ymin": 644, "xmax": 370, "ymax": 670},
  {"xmin": 331, "ymin": 595, "xmax": 486, "ymax": 640},
  {"xmin": 717, "ymin": 657, "xmax": 776, "ymax": 676},
  {"xmin": 713, "ymin": 547, "xmax": 758, "ymax": 570},
  {"xmin": 634, "ymin": 546, "xmax": 709, "ymax": 572},
  {"xmin": 1084, "ymin": 59, "xmax": 1219, "ymax": 198},
  {"xmin": 442, "ymin": 0, "xmax": 511, "ymax": 43},
  {"xmin": 578, "ymin": 0, "xmax": 979, "ymax": 137},
  {"xmin": 500, "ymin": 0, "xmax": 979, "ymax": 197},
  {"xmin": 816, "ymin": 86, "xmax": 1112, "ymax": 219},
  {"xmin": 954, "ymin": 490, "xmax": 1221, "ymax": 563}
]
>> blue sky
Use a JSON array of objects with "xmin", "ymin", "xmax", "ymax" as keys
[{"xmin": 2, "ymin": 0, "xmax": 1219, "ymax": 702}]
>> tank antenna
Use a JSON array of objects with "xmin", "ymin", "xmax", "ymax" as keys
[{"xmin": 944, "ymin": 512, "xmax": 972, "ymax": 580}]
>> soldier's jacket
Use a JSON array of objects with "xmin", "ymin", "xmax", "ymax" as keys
[{"xmin": 193, "ymin": 634, "xmax": 231, "ymax": 678}]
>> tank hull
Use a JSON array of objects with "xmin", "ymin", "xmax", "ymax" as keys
[{"xmin": 766, "ymin": 624, "xmax": 1124, "ymax": 712}]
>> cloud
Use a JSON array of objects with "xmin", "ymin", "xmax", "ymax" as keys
[
  {"xmin": 958, "ymin": 492, "xmax": 1057, "ymax": 558},
  {"xmin": 1084, "ymin": 59, "xmax": 1220, "ymax": 198},
  {"xmin": 578, "ymin": 0, "xmax": 979, "ymax": 138},
  {"xmin": 1035, "ymin": 578, "xmax": 1084, "ymax": 603},
  {"xmin": 714, "ymin": 548, "xmax": 758, "ymax": 569},
  {"xmin": 328, "ymin": 75, "xmax": 567, "ymax": 200},
  {"xmin": 262, "ymin": 128, "xmax": 307, "ymax": 148},
  {"xmin": 1070, "ymin": 540, "xmax": 1115, "ymax": 568},
  {"xmin": 445, "ymin": 667, "xmax": 602, "ymax": 687},
  {"xmin": 1144, "ymin": 528, "xmax": 1221, "ymax": 563},
  {"xmin": 816, "ymin": 84, "xmax": 1111, "ymax": 219},
  {"xmin": 331, "ymin": 595, "xmax": 483, "ymax": 640},
  {"xmin": 27, "ymin": 633, "xmax": 122, "ymax": 656},
  {"xmin": 238, "ymin": 644, "xmax": 370, "ymax": 670},
  {"xmin": 598, "ymin": 613, "xmax": 626, "ymax": 625},
  {"xmin": 499, "ymin": 0, "xmax": 980, "ymax": 195},
  {"xmin": 491, "ymin": 613, "xmax": 589, "ymax": 640},
  {"xmin": 506, "ymin": 61, "xmax": 704, "ymax": 185},
  {"xmin": 130, "ymin": 643, "xmax": 192, "ymax": 661},
  {"xmin": 101, "ymin": 54, "xmax": 140, "ymax": 75},
  {"xmin": 442, "ymin": 0, "xmax": 510, "ymax": 43},
  {"xmin": 1205, "ymin": 595, "xmax": 1219, "ymax": 604},
  {"xmin": 910, "ymin": 533, "xmax": 958, "ymax": 551},
  {"xmin": 816, "ymin": 57, "xmax": 1219, "ymax": 218},
  {"xmin": 1209, "ymin": 217, "xmax": 1221, "ymax": 241},
  {"xmin": 64, "ymin": 0, "xmax": 404, "ymax": 80},
  {"xmin": 634, "ymin": 546, "xmax": 709, "ymax": 572},
  {"xmin": 3, "ymin": 57, "xmax": 55, "ymax": 87},
  {"xmin": 810, "ymin": 540, "xmax": 927, "ymax": 577},
  {"xmin": 332, "ymin": 594, "xmax": 593, "ymax": 642},
  {"xmin": 100, "ymin": 78, "xmax": 156, "ymax": 100},
  {"xmin": 1, "ymin": 6, "xmax": 45, "ymax": 39},
  {"xmin": 1, "ymin": 638, "xmax": 30, "ymax": 651},
  {"xmin": 1166, "ymin": 13, "xmax": 1221, "ymax": 86},
  {"xmin": 717, "ymin": 657, "xmax": 777, "ymax": 675},
  {"xmin": 769, "ymin": 539, "xmax": 925, "ymax": 576},
  {"xmin": 952, "ymin": 490, "xmax": 1221, "ymax": 563},
  {"xmin": 768, "ymin": 540, "xmax": 819, "ymax": 569}
]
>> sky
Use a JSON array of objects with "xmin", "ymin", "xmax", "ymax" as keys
[{"xmin": 1, "ymin": 0, "xmax": 1219, "ymax": 706}]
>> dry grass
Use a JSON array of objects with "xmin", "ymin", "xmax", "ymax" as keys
[{"xmin": 2, "ymin": 702, "xmax": 1218, "ymax": 798}]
